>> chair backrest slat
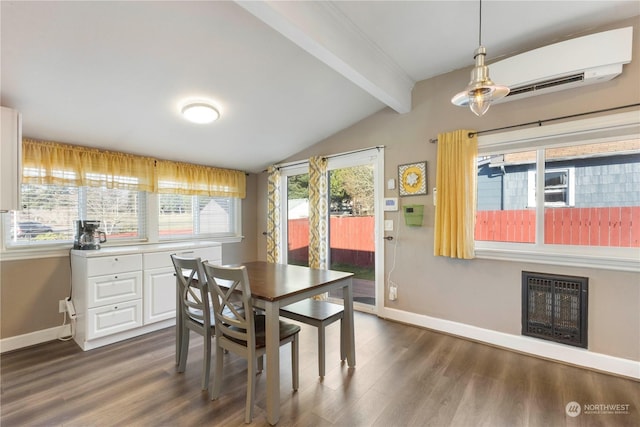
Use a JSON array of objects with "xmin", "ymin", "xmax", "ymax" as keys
[
  {"xmin": 171, "ymin": 255, "xmax": 211, "ymax": 326},
  {"xmin": 202, "ymin": 263, "xmax": 255, "ymax": 348}
]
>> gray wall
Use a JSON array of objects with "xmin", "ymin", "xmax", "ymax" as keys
[{"xmin": 256, "ymin": 16, "xmax": 640, "ymax": 362}]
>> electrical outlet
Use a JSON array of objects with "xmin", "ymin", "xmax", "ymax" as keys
[
  {"xmin": 59, "ymin": 299, "xmax": 66, "ymax": 313},
  {"xmin": 388, "ymin": 283, "xmax": 398, "ymax": 301}
]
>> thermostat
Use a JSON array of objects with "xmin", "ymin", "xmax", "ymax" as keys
[{"xmin": 383, "ymin": 197, "xmax": 398, "ymax": 211}]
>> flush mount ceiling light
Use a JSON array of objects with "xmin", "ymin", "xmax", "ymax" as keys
[
  {"xmin": 451, "ymin": 0, "xmax": 509, "ymax": 116},
  {"xmin": 181, "ymin": 101, "xmax": 220, "ymax": 124}
]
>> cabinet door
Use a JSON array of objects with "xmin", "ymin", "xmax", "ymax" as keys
[
  {"xmin": 143, "ymin": 267, "xmax": 177, "ymax": 324},
  {"xmin": 0, "ymin": 107, "xmax": 22, "ymax": 211}
]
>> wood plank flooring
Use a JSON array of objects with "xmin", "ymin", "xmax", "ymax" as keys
[{"xmin": 1, "ymin": 312, "xmax": 639, "ymax": 426}]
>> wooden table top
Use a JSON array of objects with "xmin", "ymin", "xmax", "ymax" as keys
[{"xmin": 240, "ymin": 261, "xmax": 354, "ymax": 302}]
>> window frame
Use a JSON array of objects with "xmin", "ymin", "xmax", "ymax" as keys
[{"xmin": 475, "ymin": 111, "xmax": 640, "ymax": 272}]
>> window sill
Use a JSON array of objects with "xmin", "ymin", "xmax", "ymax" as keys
[{"xmin": 475, "ymin": 245, "xmax": 640, "ymax": 272}]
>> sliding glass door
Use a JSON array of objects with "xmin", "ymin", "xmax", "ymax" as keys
[{"xmin": 279, "ymin": 148, "xmax": 383, "ymax": 313}]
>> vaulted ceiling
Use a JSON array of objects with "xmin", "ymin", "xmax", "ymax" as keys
[{"xmin": 2, "ymin": 1, "xmax": 638, "ymax": 172}]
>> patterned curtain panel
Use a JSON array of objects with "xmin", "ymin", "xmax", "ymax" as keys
[
  {"xmin": 308, "ymin": 156, "xmax": 328, "ymax": 270},
  {"xmin": 266, "ymin": 166, "xmax": 281, "ymax": 264},
  {"xmin": 434, "ymin": 130, "xmax": 478, "ymax": 259}
]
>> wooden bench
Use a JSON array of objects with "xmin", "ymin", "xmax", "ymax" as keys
[{"xmin": 280, "ymin": 299, "xmax": 345, "ymax": 377}]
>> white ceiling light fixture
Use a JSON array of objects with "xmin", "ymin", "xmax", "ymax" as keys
[
  {"xmin": 180, "ymin": 101, "xmax": 220, "ymax": 124},
  {"xmin": 451, "ymin": 0, "xmax": 509, "ymax": 117}
]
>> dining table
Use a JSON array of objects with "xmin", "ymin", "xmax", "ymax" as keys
[
  {"xmin": 241, "ymin": 261, "xmax": 356, "ymax": 425},
  {"xmin": 176, "ymin": 260, "xmax": 356, "ymax": 425}
]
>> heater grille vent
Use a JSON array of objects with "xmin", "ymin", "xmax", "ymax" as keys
[{"xmin": 522, "ymin": 271, "xmax": 588, "ymax": 348}]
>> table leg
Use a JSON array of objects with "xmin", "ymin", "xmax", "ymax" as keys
[
  {"xmin": 265, "ymin": 301, "xmax": 280, "ymax": 425},
  {"xmin": 342, "ymin": 278, "xmax": 356, "ymax": 367}
]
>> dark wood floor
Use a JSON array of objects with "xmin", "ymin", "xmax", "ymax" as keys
[{"xmin": 2, "ymin": 312, "xmax": 639, "ymax": 426}]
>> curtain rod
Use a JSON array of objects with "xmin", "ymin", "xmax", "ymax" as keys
[
  {"xmin": 428, "ymin": 103, "xmax": 640, "ymax": 143},
  {"xmin": 268, "ymin": 145, "xmax": 385, "ymax": 171}
]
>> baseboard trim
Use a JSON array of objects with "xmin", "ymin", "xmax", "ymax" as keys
[
  {"xmin": 380, "ymin": 307, "xmax": 640, "ymax": 380},
  {"xmin": 0, "ymin": 324, "xmax": 72, "ymax": 354}
]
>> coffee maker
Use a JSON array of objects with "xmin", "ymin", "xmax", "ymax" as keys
[{"xmin": 74, "ymin": 220, "xmax": 107, "ymax": 250}]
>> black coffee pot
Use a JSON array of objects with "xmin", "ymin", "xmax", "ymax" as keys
[{"xmin": 74, "ymin": 220, "xmax": 107, "ymax": 250}]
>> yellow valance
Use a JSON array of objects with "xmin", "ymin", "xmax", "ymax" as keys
[
  {"xmin": 22, "ymin": 139, "xmax": 157, "ymax": 192},
  {"xmin": 155, "ymin": 159, "xmax": 246, "ymax": 198},
  {"xmin": 22, "ymin": 139, "xmax": 246, "ymax": 198}
]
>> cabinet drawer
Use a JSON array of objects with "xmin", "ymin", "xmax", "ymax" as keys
[
  {"xmin": 87, "ymin": 254, "xmax": 142, "ymax": 276},
  {"xmin": 88, "ymin": 271, "xmax": 142, "ymax": 308},
  {"xmin": 143, "ymin": 246, "xmax": 222, "ymax": 270},
  {"xmin": 87, "ymin": 299, "xmax": 142, "ymax": 339}
]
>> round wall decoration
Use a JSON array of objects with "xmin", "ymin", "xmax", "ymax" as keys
[{"xmin": 398, "ymin": 161, "xmax": 427, "ymax": 196}]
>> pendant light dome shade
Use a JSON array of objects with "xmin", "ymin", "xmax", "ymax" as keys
[{"xmin": 451, "ymin": 1, "xmax": 509, "ymax": 116}]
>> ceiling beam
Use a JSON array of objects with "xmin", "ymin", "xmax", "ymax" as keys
[{"xmin": 235, "ymin": 0, "xmax": 415, "ymax": 114}]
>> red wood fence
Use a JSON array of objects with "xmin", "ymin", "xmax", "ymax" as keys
[
  {"xmin": 288, "ymin": 216, "xmax": 375, "ymax": 251},
  {"xmin": 288, "ymin": 207, "xmax": 640, "ymax": 252},
  {"xmin": 476, "ymin": 206, "xmax": 640, "ymax": 247}
]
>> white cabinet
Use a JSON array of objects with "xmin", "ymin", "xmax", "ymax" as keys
[
  {"xmin": 71, "ymin": 242, "xmax": 221, "ymax": 350},
  {"xmin": 142, "ymin": 246, "xmax": 222, "ymax": 325},
  {"xmin": 0, "ymin": 106, "xmax": 22, "ymax": 212}
]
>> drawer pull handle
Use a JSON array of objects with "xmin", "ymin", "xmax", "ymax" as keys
[
  {"xmin": 114, "ymin": 258, "xmax": 119, "ymax": 261},
  {"xmin": 114, "ymin": 306, "xmax": 118, "ymax": 310},
  {"xmin": 114, "ymin": 276, "xmax": 118, "ymax": 279}
]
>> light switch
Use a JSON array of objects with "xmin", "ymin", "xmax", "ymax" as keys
[
  {"xmin": 387, "ymin": 178, "xmax": 396, "ymax": 190},
  {"xmin": 384, "ymin": 220, "xmax": 394, "ymax": 231}
]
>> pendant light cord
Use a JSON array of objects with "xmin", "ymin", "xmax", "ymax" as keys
[{"xmin": 478, "ymin": 0, "xmax": 482, "ymax": 46}]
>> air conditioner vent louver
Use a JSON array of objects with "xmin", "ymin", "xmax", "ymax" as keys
[{"xmin": 507, "ymin": 74, "xmax": 585, "ymax": 97}]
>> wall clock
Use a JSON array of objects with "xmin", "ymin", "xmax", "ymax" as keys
[{"xmin": 398, "ymin": 161, "xmax": 427, "ymax": 196}]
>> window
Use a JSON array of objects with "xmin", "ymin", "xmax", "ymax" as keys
[
  {"xmin": 5, "ymin": 184, "xmax": 145, "ymax": 247},
  {"xmin": 527, "ymin": 168, "xmax": 575, "ymax": 207},
  {"xmin": 475, "ymin": 111, "xmax": 640, "ymax": 270},
  {"xmin": 158, "ymin": 194, "xmax": 239, "ymax": 239},
  {"xmin": 2, "ymin": 139, "xmax": 245, "ymax": 253}
]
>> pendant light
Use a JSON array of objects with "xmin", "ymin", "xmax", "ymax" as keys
[{"xmin": 451, "ymin": 0, "xmax": 509, "ymax": 116}]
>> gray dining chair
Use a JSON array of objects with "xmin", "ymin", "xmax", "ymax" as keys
[
  {"xmin": 202, "ymin": 262, "xmax": 300, "ymax": 424},
  {"xmin": 280, "ymin": 299, "xmax": 345, "ymax": 377},
  {"xmin": 170, "ymin": 254, "xmax": 214, "ymax": 391}
]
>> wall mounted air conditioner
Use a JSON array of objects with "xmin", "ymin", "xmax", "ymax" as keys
[{"xmin": 490, "ymin": 26, "xmax": 633, "ymax": 103}]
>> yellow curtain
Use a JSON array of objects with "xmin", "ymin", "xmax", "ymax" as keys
[
  {"xmin": 155, "ymin": 159, "xmax": 245, "ymax": 198},
  {"xmin": 434, "ymin": 130, "xmax": 477, "ymax": 259},
  {"xmin": 266, "ymin": 166, "xmax": 280, "ymax": 263},
  {"xmin": 22, "ymin": 139, "xmax": 157, "ymax": 192}
]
